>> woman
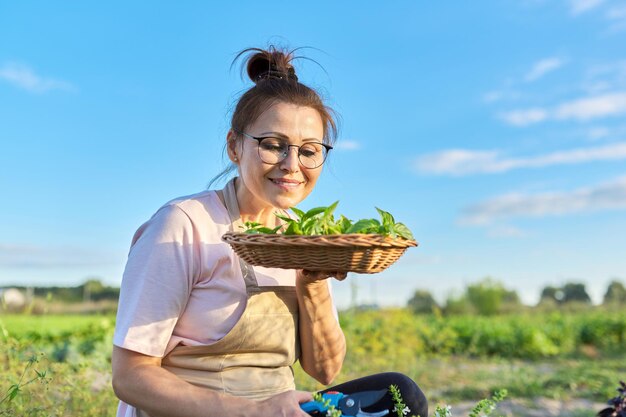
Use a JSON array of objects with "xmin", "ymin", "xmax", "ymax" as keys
[{"xmin": 112, "ymin": 46, "xmax": 427, "ymax": 417}]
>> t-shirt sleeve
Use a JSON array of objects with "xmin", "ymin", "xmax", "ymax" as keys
[{"xmin": 113, "ymin": 204, "xmax": 198, "ymax": 357}]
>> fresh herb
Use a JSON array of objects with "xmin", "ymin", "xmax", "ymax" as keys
[
  {"xmin": 243, "ymin": 202, "xmax": 414, "ymax": 240},
  {"xmin": 389, "ymin": 384, "xmax": 417, "ymax": 417},
  {"xmin": 468, "ymin": 389, "xmax": 507, "ymax": 417},
  {"xmin": 1, "ymin": 353, "xmax": 50, "ymax": 406},
  {"xmin": 311, "ymin": 392, "xmax": 342, "ymax": 417},
  {"xmin": 389, "ymin": 385, "xmax": 507, "ymax": 417}
]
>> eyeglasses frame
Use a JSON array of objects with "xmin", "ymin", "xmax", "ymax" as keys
[{"xmin": 233, "ymin": 130, "xmax": 333, "ymax": 169}]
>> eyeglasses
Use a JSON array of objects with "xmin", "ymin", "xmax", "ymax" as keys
[{"xmin": 235, "ymin": 130, "xmax": 333, "ymax": 169}]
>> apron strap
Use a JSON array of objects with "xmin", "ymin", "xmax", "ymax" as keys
[{"xmin": 222, "ymin": 177, "xmax": 260, "ymax": 291}]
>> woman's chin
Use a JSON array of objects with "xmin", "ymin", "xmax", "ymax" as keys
[{"xmin": 270, "ymin": 193, "xmax": 306, "ymax": 210}]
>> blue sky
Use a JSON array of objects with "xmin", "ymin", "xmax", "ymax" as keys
[{"xmin": 1, "ymin": 1, "xmax": 625, "ymax": 308}]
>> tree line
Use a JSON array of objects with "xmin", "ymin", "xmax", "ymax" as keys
[
  {"xmin": 2, "ymin": 278, "xmax": 120, "ymax": 304},
  {"xmin": 407, "ymin": 278, "xmax": 626, "ymax": 315}
]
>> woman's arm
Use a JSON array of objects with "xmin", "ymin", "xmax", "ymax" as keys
[
  {"xmin": 111, "ymin": 346, "xmax": 313, "ymax": 417},
  {"xmin": 296, "ymin": 271, "xmax": 347, "ymax": 385}
]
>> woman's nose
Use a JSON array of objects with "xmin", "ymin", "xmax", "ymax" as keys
[{"xmin": 279, "ymin": 146, "xmax": 301, "ymax": 172}]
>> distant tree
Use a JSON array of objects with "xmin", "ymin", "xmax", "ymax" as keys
[
  {"xmin": 540, "ymin": 286, "xmax": 563, "ymax": 304},
  {"xmin": 407, "ymin": 289, "xmax": 438, "ymax": 314},
  {"xmin": 561, "ymin": 282, "xmax": 591, "ymax": 304},
  {"xmin": 503, "ymin": 289, "xmax": 520, "ymax": 304},
  {"xmin": 466, "ymin": 278, "xmax": 507, "ymax": 315},
  {"xmin": 81, "ymin": 278, "xmax": 105, "ymax": 302},
  {"xmin": 443, "ymin": 294, "xmax": 474, "ymax": 315},
  {"xmin": 603, "ymin": 280, "xmax": 626, "ymax": 304}
]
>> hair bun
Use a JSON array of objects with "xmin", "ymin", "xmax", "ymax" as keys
[{"xmin": 245, "ymin": 47, "xmax": 298, "ymax": 83}]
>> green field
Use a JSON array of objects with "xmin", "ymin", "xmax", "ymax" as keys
[{"xmin": 1, "ymin": 309, "xmax": 624, "ymax": 416}]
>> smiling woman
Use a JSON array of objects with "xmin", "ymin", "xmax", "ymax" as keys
[{"xmin": 110, "ymin": 45, "xmax": 427, "ymax": 417}]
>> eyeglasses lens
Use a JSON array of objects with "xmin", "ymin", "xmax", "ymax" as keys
[{"xmin": 258, "ymin": 138, "xmax": 327, "ymax": 168}]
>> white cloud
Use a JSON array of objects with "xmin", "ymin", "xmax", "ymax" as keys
[
  {"xmin": 0, "ymin": 62, "xmax": 75, "ymax": 93},
  {"xmin": 483, "ymin": 91, "xmax": 505, "ymax": 103},
  {"xmin": 334, "ymin": 140, "xmax": 361, "ymax": 151},
  {"xmin": 570, "ymin": 0, "xmax": 606, "ymax": 15},
  {"xmin": 585, "ymin": 124, "xmax": 626, "ymax": 141},
  {"xmin": 499, "ymin": 108, "xmax": 548, "ymax": 126},
  {"xmin": 607, "ymin": 4, "xmax": 626, "ymax": 19},
  {"xmin": 586, "ymin": 126, "xmax": 611, "ymax": 140},
  {"xmin": 500, "ymin": 92, "xmax": 626, "ymax": 126},
  {"xmin": 605, "ymin": 5, "xmax": 626, "ymax": 33},
  {"xmin": 581, "ymin": 61, "xmax": 626, "ymax": 93},
  {"xmin": 525, "ymin": 57, "xmax": 565, "ymax": 82},
  {"xmin": 460, "ymin": 176, "xmax": 626, "ymax": 225},
  {"xmin": 414, "ymin": 142, "xmax": 626, "ymax": 175},
  {"xmin": 554, "ymin": 92, "xmax": 626, "ymax": 121},
  {"xmin": 482, "ymin": 89, "xmax": 523, "ymax": 103}
]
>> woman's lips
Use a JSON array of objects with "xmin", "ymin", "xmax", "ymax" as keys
[{"xmin": 269, "ymin": 178, "xmax": 304, "ymax": 190}]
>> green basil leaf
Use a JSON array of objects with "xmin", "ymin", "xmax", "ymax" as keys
[
  {"xmin": 346, "ymin": 219, "xmax": 379, "ymax": 234},
  {"xmin": 393, "ymin": 223, "xmax": 414, "ymax": 240},
  {"xmin": 284, "ymin": 222, "xmax": 302, "ymax": 235},
  {"xmin": 376, "ymin": 207, "xmax": 395, "ymax": 229},
  {"xmin": 301, "ymin": 217, "xmax": 317, "ymax": 234},
  {"xmin": 324, "ymin": 201, "xmax": 339, "ymax": 218},
  {"xmin": 275, "ymin": 213, "xmax": 294, "ymax": 223},
  {"xmin": 339, "ymin": 215, "xmax": 353, "ymax": 233},
  {"xmin": 290, "ymin": 207, "xmax": 305, "ymax": 220},
  {"xmin": 303, "ymin": 206, "xmax": 327, "ymax": 219}
]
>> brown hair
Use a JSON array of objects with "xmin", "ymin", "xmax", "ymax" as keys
[{"xmin": 209, "ymin": 45, "xmax": 339, "ymax": 187}]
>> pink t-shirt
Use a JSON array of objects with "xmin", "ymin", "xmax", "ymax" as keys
[{"xmin": 113, "ymin": 189, "xmax": 298, "ymax": 358}]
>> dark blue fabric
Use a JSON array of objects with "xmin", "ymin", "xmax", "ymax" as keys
[{"xmin": 321, "ymin": 372, "xmax": 428, "ymax": 417}]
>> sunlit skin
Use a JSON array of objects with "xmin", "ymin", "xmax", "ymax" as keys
[{"xmin": 227, "ymin": 101, "xmax": 324, "ymax": 227}]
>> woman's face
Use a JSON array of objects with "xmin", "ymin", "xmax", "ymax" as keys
[{"xmin": 229, "ymin": 101, "xmax": 325, "ymax": 214}]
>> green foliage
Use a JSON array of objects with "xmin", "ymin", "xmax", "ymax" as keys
[
  {"xmin": 604, "ymin": 280, "xmax": 626, "ymax": 305},
  {"xmin": 310, "ymin": 392, "xmax": 341, "ymax": 417},
  {"xmin": 540, "ymin": 282, "xmax": 591, "ymax": 305},
  {"xmin": 243, "ymin": 202, "xmax": 414, "ymax": 239},
  {"xmin": 443, "ymin": 294, "xmax": 475, "ymax": 315},
  {"xmin": 2, "ymin": 310, "xmax": 626, "ymax": 416},
  {"xmin": 389, "ymin": 384, "xmax": 417, "ymax": 417},
  {"xmin": 0, "ymin": 316, "xmax": 116, "ymax": 416},
  {"xmin": 562, "ymin": 283, "xmax": 591, "ymax": 304},
  {"xmin": 339, "ymin": 308, "xmax": 626, "ymax": 361},
  {"xmin": 0, "ymin": 353, "xmax": 50, "ymax": 406},
  {"xmin": 468, "ymin": 389, "xmax": 507, "ymax": 417},
  {"xmin": 439, "ymin": 279, "xmax": 522, "ymax": 316},
  {"xmin": 466, "ymin": 278, "xmax": 506, "ymax": 316},
  {"xmin": 408, "ymin": 290, "xmax": 439, "ymax": 315},
  {"xmin": 444, "ymin": 278, "xmax": 521, "ymax": 316}
]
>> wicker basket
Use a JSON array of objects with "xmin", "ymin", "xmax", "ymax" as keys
[{"xmin": 221, "ymin": 232, "xmax": 418, "ymax": 274}]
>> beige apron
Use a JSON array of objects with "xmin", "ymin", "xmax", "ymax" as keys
[{"xmin": 136, "ymin": 178, "xmax": 300, "ymax": 417}]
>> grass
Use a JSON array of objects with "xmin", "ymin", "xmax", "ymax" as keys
[
  {"xmin": 0, "ymin": 314, "xmax": 113, "ymax": 337},
  {"xmin": 2, "ymin": 310, "xmax": 624, "ymax": 416},
  {"xmin": 294, "ymin": 354, "xmax": 626, "ymax": 404}
]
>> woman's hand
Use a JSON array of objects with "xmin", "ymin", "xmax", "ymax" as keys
[
  {"xmin": 298, "ymin": 269, "xmax": 348, "ymax": 284},
  {"xmin": 257, "ymin": 390, "xmax": 314, "ymax": 417}
]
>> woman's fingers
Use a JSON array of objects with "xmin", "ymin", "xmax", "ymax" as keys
[
  {"xmin": 299, "ymin": 270, "xmax": 348, "ymax": 282},
  {"xmin": 294, "ymin": 390, "xmax": 314, "ymax": 404},
  {"xmin": 334, "ymin": 271, "xmax": 348, "ymax": 281},
  {"xmin": 259, "ymin": 390, "xmax": 314, "ymax": 417}
]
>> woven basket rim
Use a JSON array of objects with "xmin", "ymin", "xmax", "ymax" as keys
[{"xmin": 222, "ymin": 231, "xmax": 418, "ymax": 248}]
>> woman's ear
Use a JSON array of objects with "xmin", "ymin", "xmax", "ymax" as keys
[{"xmin": 226, "ymin": 130, "xmax": 239, "ymax": 163}]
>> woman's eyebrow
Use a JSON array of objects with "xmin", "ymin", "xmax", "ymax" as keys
[
  {"xmin": 258, "ymin": 131, "xmax": 323, "ymax": 142},
  {"xmin": 258, "ymin": 131, "xmax": 289, "ymax": 138}
]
